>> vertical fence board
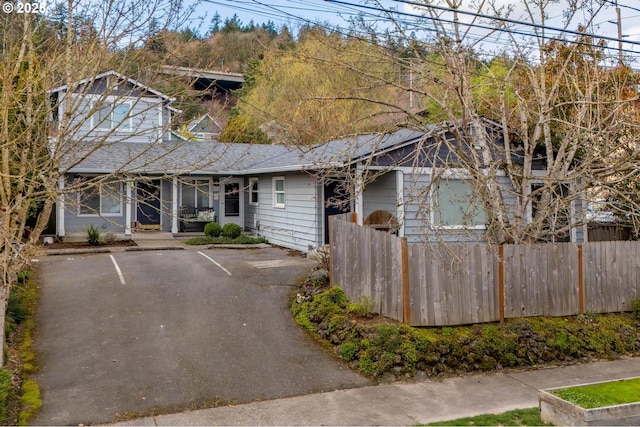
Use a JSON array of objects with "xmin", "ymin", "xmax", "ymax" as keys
[{"xmin": 330, "ymin": 214, "xmax": 640, "ymax": 327}]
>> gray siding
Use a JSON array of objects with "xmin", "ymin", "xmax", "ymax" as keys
[
  {"xmin": 66, "ymin": 93, "xmax": 166, "ymax": 144},
  {"xmin": 402, "ymin": 172, "xmax": 519, "ymax": 244},
  {"xmin": 400, "ymin": 171, "xmax": 587, "ymax": 244},
  {"xmin": 61, "ymin": 177, "xmax": 127, "ymax": 234},
  {"xmin": 362, "ymin": 172, "xmax": 398, "ymax": 221},
  {"xmin": 251, "ymin": 173, "xmax": 323, "ymax": 253}
]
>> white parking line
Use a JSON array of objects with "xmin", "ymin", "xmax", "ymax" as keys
[
  {"xmin": 197, "ymin": 251, "xmax": 232, "ymax": 276},
  {"xmin": 109, "ymin": 255, "xmax": 126, "ymax": 285}
]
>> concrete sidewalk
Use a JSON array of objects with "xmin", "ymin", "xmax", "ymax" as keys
[{"xmin": 110, "ymin": 357, "xmax": 640, "ymax": 426}]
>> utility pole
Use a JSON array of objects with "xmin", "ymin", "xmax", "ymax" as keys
[{"xmin": 616, "ymin": 0, "xmax": 623, "ymax": 65}]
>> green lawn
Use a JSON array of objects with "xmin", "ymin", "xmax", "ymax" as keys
[
  {"xmin": 552, "ymin": 377, "xmax": 640, "ymax": 409},
  {"xmin": 426, "ymin": 408, "xmax": 548, "ymax": 426}
]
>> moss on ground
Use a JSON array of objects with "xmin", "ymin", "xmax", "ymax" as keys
[
  {"xmin": 3, "ymin": 272, "xmax": 42, "ymax": 425},
  {"xmin": 292, "ymin": 286, "xmax": 640, "ymax": 380}
]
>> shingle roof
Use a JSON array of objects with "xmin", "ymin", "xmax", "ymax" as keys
[
  {"xmin": 63, "ymin": 128, "xmax": 428, "ymax": 174},
  {"xmin": 63, "ymin": 123, "xmax": 540, "ymax": 175}
]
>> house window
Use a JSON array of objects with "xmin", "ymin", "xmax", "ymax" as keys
[
  {"xmin": 249, "ymin": 178, "xmax": 259, "ymax": 205},
  {"xmin": 273, "ymin": 177, "xmax": 285, "ymax": 208},
  {"xmin": 93, "ymin": 101, "xmax": 131, "ymax": 131},
  {"xmin": 433, "ymin": 179, "xmax": 486, "ymax": 228},
  {"xmin": 78, "ymin": 181, "xmax": 122, "ymax": 216},
  {"xmin": 181, "ymin": 179, "xmax": 210, "ymax": 208}
]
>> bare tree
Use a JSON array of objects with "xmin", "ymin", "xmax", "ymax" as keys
[
  {"xmin": 0, "ymin": 0, "xmax": 214, "ymax": 366},
  {"xmin": 238, "ymin": 0, "xmax": 639, "ymax": 245}
]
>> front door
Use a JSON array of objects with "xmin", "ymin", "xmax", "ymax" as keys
[
  {"xmin": 324, "ymin": 180, "xmax": 351, "ymax": 244},
  {"xmin": 220, "ymin": 179, "xmax": 244, "ymax": 227},
  {"xmin": 136, "ymin": 180, "xmax": 161, "ymax": 229}
]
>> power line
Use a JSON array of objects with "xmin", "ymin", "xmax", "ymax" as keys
[
  {"xmin": 324, "ymin": 0, "xmax": 639, "ymax": 57},
  {"xmin": 195, "ymin": 0, "xmax": 639, "ymax": 64},
  {"xmin": 603, "ymin": 0, "xmax": 640, "ymax": 14}
]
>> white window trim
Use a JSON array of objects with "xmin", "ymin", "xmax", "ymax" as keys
[
  {"xmin": 273, "ymin": 176, "xmax": 285, "ymax": 209},
  {"xmin": 78, "ymin": 181, "xmax": 123, "ymax": 217},
  {"xmin": 91, "ymin": 99, "xmax": 133, "ymax": 132},
  {"xmin": 526, "ymin": 180, "xmax": 574, "ymax": 223},
  {"xmin": 429, "ymin": 178, "xmax": 487, "ymax": 230},
  {"xmin": 249, "ymin": 177, "xmax": 259, "ymax": 206}
]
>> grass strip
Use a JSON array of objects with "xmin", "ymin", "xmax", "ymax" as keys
[
  {"xmin": 426, "ymin": 407, "xmax": 548, "ymax": 426},
  {"xmin": 552, "ymin": 377, "xmax": 640, "ymax": 409}
]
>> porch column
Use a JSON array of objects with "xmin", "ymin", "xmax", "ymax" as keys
[
  {"xmin": 396, "ymin": 170, "xmax": 405, "ymax": 237},
  {"xmin": 57, "ymin": 176, "xmax": 65, "ymax": 237},
  {"xmin": 355, "ymin": 163, "xmax": 364, "ymax": 226},
  {"xmin": 171, "ymin": 177, "xmax": 178, "ymax": 234},
  {"xmin": 125, "ymin": 181, "xmax": 132, "ymax": 236}
]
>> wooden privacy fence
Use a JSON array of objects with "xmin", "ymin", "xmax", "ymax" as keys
[{"xmin": 328, "ymin": 214, "xmax": 640, "ymax": 327}]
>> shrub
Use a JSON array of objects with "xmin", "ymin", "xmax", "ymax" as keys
[
  {"xmin": 16, "ymin": 270, "xmax": 30, "ymax": 283},
  {"xmin": 632, "ymin": 298, "xmax": 640, "ymax": 320},
  {"xmin": 348, "ymin": 295, "xmax": 375, "ymax": 315},
  {"xmin": 85, "ymin": 225, "xmax": 102, "ymax": 246},
  {"xmin": 222, "ymin": 223, "xmax": 242, "ymax": 239},
  {"xmin": 204, "ymin": 222, "xmax": 222, "ymax": 237},
  {"xmin": 340, "ymin": 342, "xmax": 358, "ymax": 361}
]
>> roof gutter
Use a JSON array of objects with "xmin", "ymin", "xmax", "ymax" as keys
[{"xmin": 64, "ymin": 161, "xmax": 346, "ymax": 176}]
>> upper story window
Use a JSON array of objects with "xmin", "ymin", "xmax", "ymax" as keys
[
  {"xmin": 249, "ymin": 178, "xmax": 259, "ymax": 205},
  {"xmin": 273, "ymin": 177, "xmax": 285, "ymax": 208},
  {"xmin": 93, "ymin": 101, "xmax": 131, "ymax": 131}
]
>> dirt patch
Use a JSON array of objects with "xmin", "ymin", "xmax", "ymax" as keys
[{"xmin": 43, "ymin": 240, "xmax": 137, "ymax": 250}]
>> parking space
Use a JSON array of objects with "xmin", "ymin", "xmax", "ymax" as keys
[{"xmin": 32, "ymin": 248, "xmax": 371, "ymax": 426}]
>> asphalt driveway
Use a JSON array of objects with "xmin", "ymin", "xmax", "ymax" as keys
[{"xmin": 31, "ymin": 247, "xmax": 371, "ymax": 425}]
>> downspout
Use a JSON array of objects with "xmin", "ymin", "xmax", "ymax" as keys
[
  {"xmin": 125, "ymin": 181, "xmax": 132, "ymax": 236},
  {"xmin": 57, "ymin": 176, "xmax": 65, "ymax": 237}
]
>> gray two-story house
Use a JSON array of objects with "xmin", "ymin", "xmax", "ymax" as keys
[{"xmin": 51, "ymin": 71, "xmax": 586, "ymax": 252}]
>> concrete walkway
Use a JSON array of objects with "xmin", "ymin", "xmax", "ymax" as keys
[{"xmin": 109, "ymin": 357, "xmax": 640, "ymax": 426}]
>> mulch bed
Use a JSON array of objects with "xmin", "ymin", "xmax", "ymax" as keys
[{"xmin": 43, "ymin": 240, "xmax": 138, "ymax": 250}]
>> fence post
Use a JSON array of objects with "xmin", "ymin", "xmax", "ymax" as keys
[
  {"xmin": 351, "ymin": 212, "xmax": 357, "ymax": 224},
  {"xmin": 499, "ymin": 245, "xmax": 505, "ymax": 324},
  {"xmin": 578, "ymin": 244, "xmax": 584, "ymax": 314},
  {"xmin": 401, "ymin": 237, "xmax": 410, "ymax": 325}
]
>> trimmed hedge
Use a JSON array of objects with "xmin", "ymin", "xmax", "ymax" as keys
[
  {"xmin": 204, "ymin": 222, "xmax": 222, "ymax": 237},
  {"xmin": 292, "ymin": 287, "xmax": 640, "ymax": 380},
  {"xmin": 221, "ymin": 223, "xmax": 242, "ymax": 239}
]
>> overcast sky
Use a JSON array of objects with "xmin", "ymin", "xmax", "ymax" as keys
[{"xmin": 190, "ymin": 0, "xmax": 639, "ymax": 64}]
